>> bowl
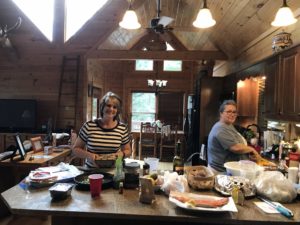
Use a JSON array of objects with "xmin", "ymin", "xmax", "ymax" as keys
[
  {"xmin": 224, "ymin": 161, "xmax": 263, "ymax": 178},
  {"xmin": 49, "ymin": 183, "xmax": 74, "ymax": 200},
  {"xmin": 185, "ymin": 166, "xmax": 215, "ymax": 190}
]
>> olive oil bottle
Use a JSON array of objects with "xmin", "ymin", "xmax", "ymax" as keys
[{"xmin": 173, "ymin": 139, "xmax": 184, "ymax": 175}]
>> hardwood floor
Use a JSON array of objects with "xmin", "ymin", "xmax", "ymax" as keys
[{"xmin": 0, "ymin": 215, "xmax": 50, "ymax": 225}]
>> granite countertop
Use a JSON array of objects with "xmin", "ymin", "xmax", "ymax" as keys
[{"xmin": 1, "ymin": 181, "xmax": 300, "ymax": 225}]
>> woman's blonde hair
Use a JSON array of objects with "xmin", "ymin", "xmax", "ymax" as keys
[{"xmin": 99, "ymin": 92, "xmax": 122, "ymax": 121}]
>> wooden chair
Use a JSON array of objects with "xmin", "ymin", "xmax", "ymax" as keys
[
  {"xmin": 159, "ymin": 124, "xmax": 178, "ymax": 161},
  {"xmin": 138, "ymin": 122, "xmax": 158, "ymax": 160}
]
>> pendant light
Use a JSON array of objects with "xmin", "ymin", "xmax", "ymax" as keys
[
  {"xmin": 193, "ymin": 0, "xmax": 216, "ymax": 29},
  {"xmin": 119, "ymin": 0, "xmax": 141, "ymax": 30},
  {"xmin": 271, "ymin": 0, "xmax": 297, "ymax": 27}
]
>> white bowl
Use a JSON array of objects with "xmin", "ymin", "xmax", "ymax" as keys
[{"xmin": 224, "ymin": 161, "xmax": 263, "ymax": 178}]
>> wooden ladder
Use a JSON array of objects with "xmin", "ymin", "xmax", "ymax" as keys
[{"xmin": 55, "ymin": 55, "xmax": 80, "ymax": 130}]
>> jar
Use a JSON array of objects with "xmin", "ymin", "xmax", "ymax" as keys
[
  {"xmin": 124, "ymin": 162, "xmax": 140, "ymax": 189},
  {"xmin": 143, "ymin": 163, "xmax": 150, "ymax": 176}
]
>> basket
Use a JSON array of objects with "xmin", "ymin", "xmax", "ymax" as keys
[{"xmin": 185, "ymin": 166, "xmax": 215, "ymax": 190}]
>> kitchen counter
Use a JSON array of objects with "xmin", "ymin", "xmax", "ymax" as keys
[{"xmin": 1, "ymin": 181, "xmax": 300, "ymax": 225}]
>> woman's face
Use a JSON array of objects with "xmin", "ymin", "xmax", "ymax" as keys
[
  {"xmin": 220, "ymin": 104, "xmax": 238, "ymax": 124},
  {"xmin": 103, "ymin": 98, "xmax": 119, "ymax": 120}
]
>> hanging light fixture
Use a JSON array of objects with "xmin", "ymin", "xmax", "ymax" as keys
[
  {"xmin": 147, "ymin": 79, "xmax": 168, "ymax": 94},
  {"xmin": 271, "ymin": 0, "xmax": 297, "ymax": 27},
  {"xmin": 119, "ymin": 0, "xmax": 141, "ymax": 29},
  {"xmin": 193, "ymin": 0, "xmax": 216, "ymax": 29}
]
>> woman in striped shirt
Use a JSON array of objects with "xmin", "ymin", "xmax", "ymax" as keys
[{"xmin": 73, "ymin": 92, "xmax": 131, "ymax": 167}]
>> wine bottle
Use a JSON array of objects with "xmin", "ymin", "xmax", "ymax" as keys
[{"xmin": 173, "ymin": 139, "xmax": 184, "ymax": 175}]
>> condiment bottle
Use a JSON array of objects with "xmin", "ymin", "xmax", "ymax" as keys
[
  {"xmin": 119, "ymin": 182, "xmax": 124, "ymax": 194},
  {"xmin": 237, "ymin": 183, "xmax": 245, "ymax": 206},
  {"xmin": 173, "ymin": 139, "xmax": 184, "ymax": 175},
  {"xmin": 231, "ymin": 182, "xmax": 239, "ymax": 204},
  {"xmin": 113, "ymin": 156, "xmax": 124, "ymax": 189},
  {"xmin": 143, "ymin": 163, "xmax": 150, "ymax": 176}
]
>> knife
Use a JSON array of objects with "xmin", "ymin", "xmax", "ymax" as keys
[{"xmin": 257, "ymin": 196, "xmax": 294, "ymax": 218}]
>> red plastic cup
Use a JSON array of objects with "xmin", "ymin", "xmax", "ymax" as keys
[{"xmin": 88, "ymin": 174, "xmax": 104, "ymax": 198}]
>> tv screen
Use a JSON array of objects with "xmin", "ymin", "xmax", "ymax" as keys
[{"xmin": 0, "ymin": 99, "xmax": 37, "ymax": 132}]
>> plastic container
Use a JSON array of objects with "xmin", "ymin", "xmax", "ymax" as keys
[
  {"xmin": 49, "ymin": 183, "xmax": 73, "ymax": 200},
  {"xmin": 144, "ymin": 157, "xmax": 159, "ymax": 172},
  {"xmin": 124, "ymin": 162, "xmax": 140, "ymax": 189}
]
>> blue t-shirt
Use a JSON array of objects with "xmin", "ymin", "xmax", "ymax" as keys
[{"xmin": 207, "ymin": 121, "xmax": 248, "ymax": 172}]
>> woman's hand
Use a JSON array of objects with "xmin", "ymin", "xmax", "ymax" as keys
[
  {"xmin": 115, "ymin": 151, "xmax": 125, "ymax": 159},
  {"xmin": 249, "ymin": 150, "xmax": 262, "ymax": 162}
]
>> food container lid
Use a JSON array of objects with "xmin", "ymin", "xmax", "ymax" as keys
[{"xmin": 124, "ymin": 162, "xmax": 140, "ymax": 169}]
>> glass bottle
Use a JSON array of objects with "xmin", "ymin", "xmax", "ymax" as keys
[
  {"xmin": 173, "ymin": 139, "xmax": 184, "ymax": 175},
  {"xmin": 231, "ymin": 181, "xmax": 239, "ymax": 204}
]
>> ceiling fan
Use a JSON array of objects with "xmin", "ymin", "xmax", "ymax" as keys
[
  {"xmin": 0, "ymin": 17, "xmax": 22, "ymax": 49},
  {"xmin": 149, "ymin": 0, "xmax": 174, "ymax": 34}
]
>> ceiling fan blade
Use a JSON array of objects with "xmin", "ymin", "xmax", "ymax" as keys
[{"xmin": 158, "ymin": 16, "xmax": 174, "ymax": 27}]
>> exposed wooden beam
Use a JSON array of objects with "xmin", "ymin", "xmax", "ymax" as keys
[{"xmin": 87, "ymin": 50, "xmax": 227, "ymax": 60}]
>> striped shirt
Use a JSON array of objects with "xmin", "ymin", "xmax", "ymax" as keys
[{"xmin": 78, "ymin": 119, "xmax": 130, "ymax": 154}]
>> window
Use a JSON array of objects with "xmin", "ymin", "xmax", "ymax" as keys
[
  {"xmin": 135, "ymin": 60, "xmax": 153, "ymax": 71},
  {"xmin": 91, "ymin": 86, "xmax": 102, "ymax": 120},
  {"xmin": 12, "ymin": 0, "xmax": 108, "ymax": 42},
  {"xmin": 131, "ymin": 92, "xmax": 184, "ymax": 132},
  {"xmin": 163, "ymin": 60, "xmax": 182, "ymax": 71},
  {"xmin": 131, "ymin": 93, "xmax": 156, "ymax": 131},
  {"xmin": 12, "ymin": 0, "xmax": 54, "ymax": 41},
  {"xmin": 92, "ymin": 97, "xmax": 99, "ymax": 120}
]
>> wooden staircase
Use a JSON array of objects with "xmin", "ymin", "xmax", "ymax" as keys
[{"xmin": 55, "ymin": 56, "xmax": 80, "ymax": 130}]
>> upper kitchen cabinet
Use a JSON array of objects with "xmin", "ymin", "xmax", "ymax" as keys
[
  {"xmin": 264, "ymin": 56, "xmax": 280, "ymax": 119},
  {"xmin": 237, "ymin": 78, "xmax": 259, "ymax": 117},
  {"xmin": 278, "ymin": 47, "xmax": 300, "ymax": 121},
  {"xmin": 264, "ymin": 46, "xmax": 300, "ymax": 122}
]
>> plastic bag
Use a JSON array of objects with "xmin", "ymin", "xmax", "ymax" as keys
[
  {"xmin": 161, "ymin": 171, "xmax": 189, "ymax": 195},
  {"xmin": 254, "ymin": 171, "xmax": 297, "ymax": 203}
]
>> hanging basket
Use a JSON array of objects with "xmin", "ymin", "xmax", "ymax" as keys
[{"xmin": 272, "ymin": 31, "xmax": 293, "ymax": 52}]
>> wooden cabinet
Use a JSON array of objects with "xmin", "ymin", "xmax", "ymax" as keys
[
  {"xmin": 264, "ymin": 46, "xmax": 300, "ymax": 121},
  {"xmin": 278, "ymin": 47, "xmax": 300, "ymax": 120},
  {"xmin": 237, "ymin": 78, "xmax": 259, "ymax": 117},
  {"xmin": 264, "ymin": 56, "xmax": 280, "ymax": 119}
]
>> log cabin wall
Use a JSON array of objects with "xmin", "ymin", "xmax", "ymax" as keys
[
  {"xmin": 0, "ymin": 57, "xmax": 85, "ymax": 134},
  {"xmin": 86, "ymin": 59, "xmax": 196, "ymax": 127}
]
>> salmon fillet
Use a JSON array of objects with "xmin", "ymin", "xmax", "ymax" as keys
[{"xmin": 170, "ymin": 191, "xmax": 229, "ymax": 208}]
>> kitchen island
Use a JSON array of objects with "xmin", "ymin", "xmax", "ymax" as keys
[{"xmin": 1, "ymin": 181, "xmax": 300, "ymax": 225}]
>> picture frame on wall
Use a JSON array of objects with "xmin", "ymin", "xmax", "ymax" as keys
[{"xmin": 30, "ymin": 136, "xmax": 44, "ymax": 153}]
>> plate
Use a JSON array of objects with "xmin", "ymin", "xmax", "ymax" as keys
[{"xmin": 169, "ymin": 193, "xmax": 237, "ymax": 212}]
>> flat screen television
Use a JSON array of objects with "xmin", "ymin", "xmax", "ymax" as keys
[{"xmin": 0, "ymin": 99, "xmax": 37, "ymax": 132}]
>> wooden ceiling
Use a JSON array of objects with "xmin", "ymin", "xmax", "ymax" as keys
[{"xmin": 0, "ymin": 0, "xmax": 299, "ymax": 72}]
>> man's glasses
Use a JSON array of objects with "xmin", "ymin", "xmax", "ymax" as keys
[{"xmin": 223, "ymin": 110, "xmax": 238, "ymax": 115}]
